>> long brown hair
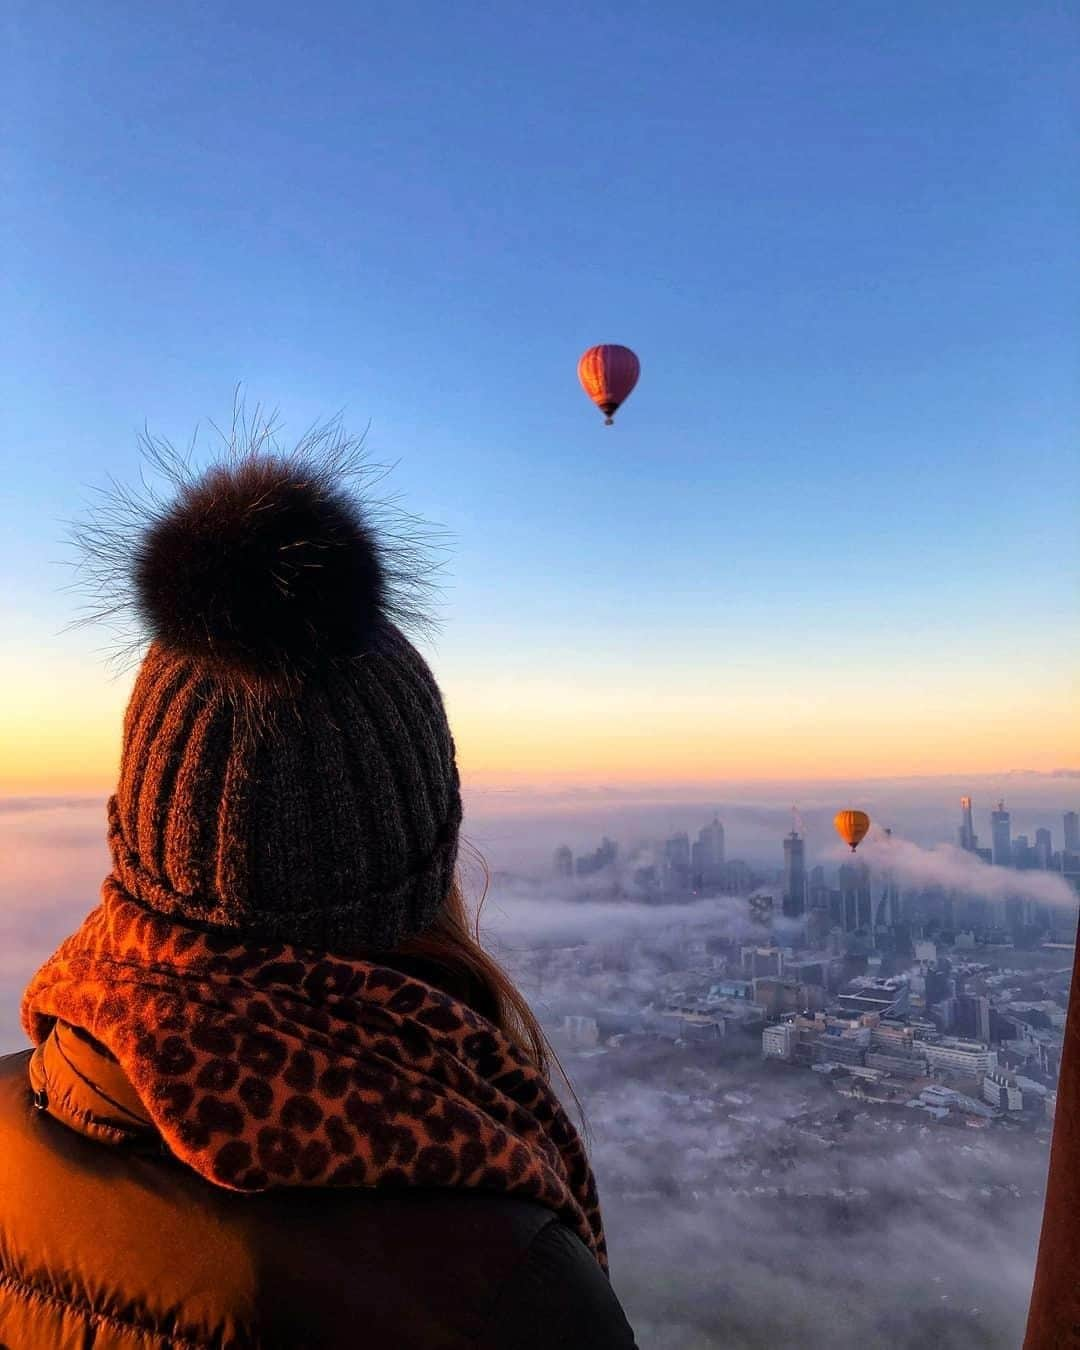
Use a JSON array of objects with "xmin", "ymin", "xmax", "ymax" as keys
[{"xmin": 378, "ymin": 843, "xmax": 584, "ymax": 1125}]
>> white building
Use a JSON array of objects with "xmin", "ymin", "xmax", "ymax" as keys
[
  {"xmin": 924, "ymin": 1038, "xmax": 997, "ymax": 1078},
  {"xmin": 762, "ymin": 1022, "xmax": 794, "ymax": 1061},
  {"xmin": 918, "ymin": 1085, "xmax": 997, "ymax": 1119},
  {"xmin": 983, "ymin": 1072, "xmax": 1023, "ymax": 1112},
  {"xmin": 560, "ymin": 1015, "xmax": 599, "ymax": 1049}
]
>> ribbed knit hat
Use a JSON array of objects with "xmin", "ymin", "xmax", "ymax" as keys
[{"xmin": 82, "ymin": 431, "xmax": 461, "ymax": 951}]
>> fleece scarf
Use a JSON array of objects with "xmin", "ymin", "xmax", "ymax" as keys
[{"xmin": 22, "ymin": 880, "xmax": 606, "ymax": 1271}]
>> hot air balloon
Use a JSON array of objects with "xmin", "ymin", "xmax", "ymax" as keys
[
  {"xmin": 578, "ymin": 344, "xmax": 640, "ymax": 425},
  {"xmin": 834, "ymin": 809, "xmax": 871, "ymax": 853}
]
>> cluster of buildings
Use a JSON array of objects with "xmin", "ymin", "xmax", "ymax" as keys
[
  {"xmin": 545, "ymin": 798, "xmax": 1074, "ymax": 1129},
  {"xmin": 554, "ymin": 815, "xmax": 763, "ymax": 897},
  {"xmin": 541, "ymin": 916, "xmax": 1066, "ymax": 1133},
  {"xmin": 762, "ymin": 1004, "xmax": 1057, "ymax": 1126},
  {"xmin": 780, "ymin": 803, "xmax": 1080, "ymax": 930},
  {"xmin": 555, "ymin": 800, "xmax": 1079, "ymax": 940},
  {"xmin": 756, "ymin": 937, "xmax": 1065, "ymax": 1128},
  {"xmin": 957, "ymin": 798, "xmax": 1080, "ymax": 882},
  {"xmin": 554, "ymin": 836, "xmax": 618, "ymax": 879}
]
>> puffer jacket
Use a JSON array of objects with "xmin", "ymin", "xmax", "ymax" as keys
[{"xmin": 0, "ymin": 1026, "xmax": 637, "ymax": 1349}]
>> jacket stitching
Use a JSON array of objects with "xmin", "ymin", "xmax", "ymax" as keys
[{"xmin": 0, "ymin": 1266, "xmax": 211, "ymax": 1350}]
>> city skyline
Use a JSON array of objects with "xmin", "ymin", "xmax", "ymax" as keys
[{"xmin": 554, "ymin": 799, "xmax": 1080, "ymax": 886}]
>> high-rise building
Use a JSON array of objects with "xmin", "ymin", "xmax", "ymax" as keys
[
  {"xmin": 958, "ymin": 797, "xmax": 978, "ymax": 852},
  {"xmin": 1034, "ymin": 828, "xmax": 1053, "ymax": 870},
  {"xmin": 838, "ymin": 861, "xmax": 872, "ymax": 933},
  {"xmin": 991, "ymin": 800, "xmax": 1011, "ymax": 866},
  {"xmin": 663, "ymin": 832, "xmax": 691, "ymax": 893},
  {"xmin": 808, "ymin": 865, "xmax": 829, "ymax": 913},
  {"xmin": 553, "ymin": 845, "xmax": 573, "ymax": 877},
  {"xmin": 1064, "ymin": 812, "xmax": 1080, "ymax": 853},
  {"xmin": 880, "ymin": 827, "xmax": 901, "ymax": 926},
  {"xmin": 1012, "ymin": 835, "xmax": 1033, "ymax": 869},
  {"xmin": 697, "ymin": 816, "xmax": 725, "ymax": 867},
  {"xmin": 664, "ymin": 833, "xmax": 690, "ymax": 867},
  {"xmin": 782, "ymin": 831, "xmax": 806, "ymax": 918},
  {"xmin": 575, "ymin": 836, "xmax": 618, "ymax": 877},
  {"xmin": 692, "ymin": 816, "xmax": 726, "ymax": 890},
  {"xmin": 955, "ymin": 993, "xmax": 992, "ymax": 1043},
  {"xmin": 925, "ymin": 969, "xmax": 953, "ymax": 1007}
]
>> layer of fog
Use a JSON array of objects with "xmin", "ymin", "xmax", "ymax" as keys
[
  {"xmin": 0, "ymin": 799, "xmax": 107, "ymax": 1050},
  {"xmin": 857, "ymin": 831, "xmax": 1078, "ymax": 909}
]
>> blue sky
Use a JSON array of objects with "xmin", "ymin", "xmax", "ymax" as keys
[{"xmin": 2, "ymin": 1, "xmax": 1077, "ymax": 787}]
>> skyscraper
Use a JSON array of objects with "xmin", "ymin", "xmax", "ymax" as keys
[
  {"xmin": 958, "ymin": 797, "xmax": 977, "ymax": 852},
  {"xmin": 991, "ymin": 800, "xmax": 1011, "ymax": 866},
  {"xmin": 692, "ymin": 816, "xmax": 726, "ymax": 890},
  {"xmin": 808, "ymin": 864, "xmax": 829, "ymax": 912},
  {"xmin": 782, "ymin": 831, "xmax": 806, "ymax": 918},
  {"xmin": 664, "ymin": 832, "xmax": 691, "ymax": 893},
  {"xmin": 1065, "ymin": 811, "xmax": 1080, "ymax": 853},
  {"xmin": 880, "ymin": 828, "xmax": 901, "ymax": 926},
  {"xmin": 1035, "ymin": 828, "xmax": 1052, "ymax": 870},
  {"xmin": 553, "ymin": 845, "xmax": 573, "ymax": 877},
  {"xmin": 665, "ymin": 832, "xmax": 690, "ymax": 866},
  {"xmin": 697, "ymin": 816, "xmax": 725, "ymax": 867},
  {"xmin": 839, "ymin": 861, "xmax": 873, "ymax": 933}
]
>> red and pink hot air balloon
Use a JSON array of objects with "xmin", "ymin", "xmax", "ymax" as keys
[{"xmin": 578, "ymin": 344, "xmax": 640, "ymax": 425}]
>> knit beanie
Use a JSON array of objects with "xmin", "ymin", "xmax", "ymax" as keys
[{"xmin": 88, "ymin": 438, "xmax": 461, "ymax": 952}]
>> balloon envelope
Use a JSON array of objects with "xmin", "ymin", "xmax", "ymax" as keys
[
  {"xmin": 834, "ymin": 809, "xmax": 871, "ymax": 852},
  {"xmin": 578, "ymin": 344, "xmax": 640, "ymax": 425}
]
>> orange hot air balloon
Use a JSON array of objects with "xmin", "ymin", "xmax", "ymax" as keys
[
  {"xmin": 578, "ymin": 344, "xmax": 640, "ymax": 425},
  {"xmin": 834, "ymin": 809, "xmax": 871, "ymax": 853}
]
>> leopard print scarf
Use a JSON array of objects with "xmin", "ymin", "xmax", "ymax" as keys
[{"xmin": 22, "ymin": 879, "xmax": 607, "ymax": 1271}]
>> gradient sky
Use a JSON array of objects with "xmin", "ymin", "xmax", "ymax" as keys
[{"xmin": 2, "ymin": 1, "xmax": 1077, "ymax": 793}]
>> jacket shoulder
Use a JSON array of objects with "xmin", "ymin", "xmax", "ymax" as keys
[
  {"xmin": 0, "ymin": 1051, "xmax": 635, "ymax": 1349},
  {"xmin": 479, "ymin": 1220, "xmax": 638, "ymax": 1349}
]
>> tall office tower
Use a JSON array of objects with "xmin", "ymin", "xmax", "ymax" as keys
[
  {"xmin": 958, "ymin": 797, "xmax": 978, "ymax": 852},
  {"xmin": 838, "ymin": 861, "xmax": 873, "ymax": 933},
  {"xmin": 697, "ymin": 816, "xmax": 725, "ymax": 867},
  {"xmin": 1065, "ymin": 811, "xmax": 1080, "ymax": 853},
  {"xmin": 991, "ymin": 800, "xmax": 1011, "ymax": 866},
  {"xmin": 880, "ymin": 827, "xmax": 901, "ymax": 925},
  {"xmin": 925, "ymin": 968, "xmax": 953, "ymax": 1006},
  {"xmin": 954, "ymin": 992, "xmax": 992, "ymax": 1043},
  {"xmin": 553, "ymin": 845, "xmax": 573, "ymax": 877},
  {"xmin": 1034, "ymin": 829, "xmax": 1053, "ymax": 870},
  {"xmin": 664, "ymin": 832, "xmax": 691, "ymax": 893},
  {"xmin": 808, "ymin": 864, "xmax": 829, "ymax": 912},
  {"xmin": 665, "ymin": 832, "xmax": 690, "ymax": 867},
  {"xmin": 782, "ymin": 830, "xmax": 806, "ymax": 918}
]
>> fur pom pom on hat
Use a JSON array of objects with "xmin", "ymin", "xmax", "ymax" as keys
[
  {"xmin": 75, "ymin": 416, "xmax": 461, "ymax": 951},
  {"xmin": 133, "ymin": 456, "xmax": 390, "ymax": 676}
]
